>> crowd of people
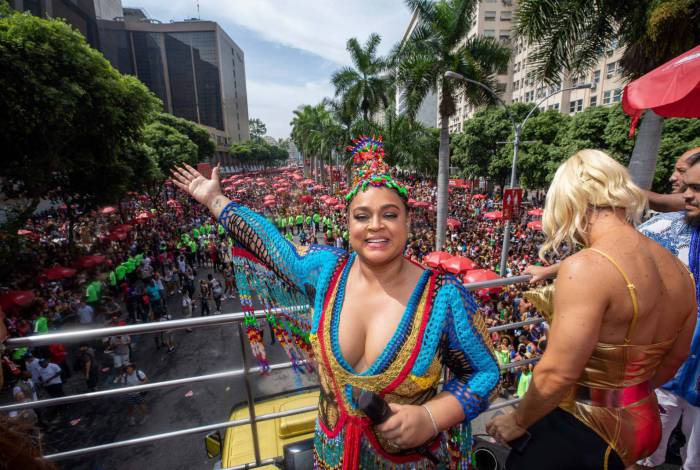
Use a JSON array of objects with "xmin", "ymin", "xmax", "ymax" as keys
[{"xmin": 1, "ymin": 165, "xmax": 548, "ymax": 462}]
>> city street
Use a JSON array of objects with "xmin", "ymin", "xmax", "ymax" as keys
[{"xmin": 44, "ymin": 265, "xmax": 318, "ymax": 470}]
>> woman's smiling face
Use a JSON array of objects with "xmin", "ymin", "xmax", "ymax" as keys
[{"xmin": 348, "ymin": 186, "xmax": 409, "ymax": 266}]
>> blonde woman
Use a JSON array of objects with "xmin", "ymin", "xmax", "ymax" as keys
[{"xmin": 486, "ymin": 150, "xmax": 696, "ymax": 470}]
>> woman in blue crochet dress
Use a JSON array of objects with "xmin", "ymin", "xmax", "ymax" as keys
[{"xmin": 171, "ymin": 136, "xmax": 499, "ymax": 469}]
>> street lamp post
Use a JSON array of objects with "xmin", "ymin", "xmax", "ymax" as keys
[{"xmin": 444, "ymin": 71, "xmax": 591, "ymax": 276}]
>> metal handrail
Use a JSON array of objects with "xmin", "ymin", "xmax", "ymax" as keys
[{"xmin": 9, "ymin": 273, "xmax": 540, "ymax": 462}]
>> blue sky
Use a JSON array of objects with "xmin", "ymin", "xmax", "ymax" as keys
[{"xmin": 122, "ymin": 0, "xmax": 413, "ymax": 138}]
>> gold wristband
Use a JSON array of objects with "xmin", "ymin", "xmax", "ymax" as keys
[{"xmin": 421, "ymin": 404, "xmax": 439, "ymax": 437}]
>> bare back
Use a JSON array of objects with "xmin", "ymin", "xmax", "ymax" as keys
[{"xmin": 574, "ymin": 228, "xmax": 695, "ymax": 346}]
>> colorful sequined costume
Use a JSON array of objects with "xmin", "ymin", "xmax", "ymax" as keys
[{"xmin": 219, "ymin": 201, "xmax": 499, "ymax": 469}]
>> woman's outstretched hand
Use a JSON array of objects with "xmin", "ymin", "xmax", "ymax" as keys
[{"xmin": 171, "ymin": 163, "xmax": 230, "ymax": 218}]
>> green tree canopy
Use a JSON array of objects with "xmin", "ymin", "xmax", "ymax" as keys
[
  {"xmin": 0, "ymin": 7, "xmax": 161, "ymax": 218},
  {"xmin": 155, "ymin": 112, "xmax": 215, "ymax": 162},
  {"xmin": 249, "ymin": 118, "xmax": 267, "ymax": 141}
]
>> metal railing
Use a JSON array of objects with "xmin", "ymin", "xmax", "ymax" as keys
[{"xmin": 2, "ymin": 275, "xmax": 541, "ymax": 465}]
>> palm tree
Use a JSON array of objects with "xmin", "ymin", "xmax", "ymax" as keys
[
  {"xmin": 331, "ymin": 34, "xmax": 393, "ymax": 122},
  {"xmin": 516, "ymin": 0, "xmax": 700, "ymax": 189},
  {"xmin": 395, "ymin": 0, "xmax": 511, "ymax": 250},
  {"xmin": 290, "ymin": 105, "xmax": 315, "ymax": 177}
]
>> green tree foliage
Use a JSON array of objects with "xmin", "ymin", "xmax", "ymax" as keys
[
  {"xmin": 155, "ymin": 112, "xmax": 215, "ymax": 162},
  {"xmin": 0, "ymin": 7, "xmax": 160, "ymax": 219},
  {"xmin": 229, "ymin": 140, "xmax": 288, "ymax": 170},
  {"xmin": 142, "ymin": 122, "xmax": 199, "ymax": 174},
  {"xmin": 249, "ymin": 118, "xmax": 267, "ymax": 141},
  {"xmin": 451, "ymin": 102, "xmax": 700, "ymax": 192},
  {"xmin": 331, "ymin": 34, "xmax": 392, "ymax": 122}
]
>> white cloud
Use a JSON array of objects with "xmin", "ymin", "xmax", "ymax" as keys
[
  {"xmin": 198, "ymin": 0, "xmax": 410, "ymax": 64},
  {"xmin": 246, "ymin": 80, "xmax": 334, "ymax": 138}
]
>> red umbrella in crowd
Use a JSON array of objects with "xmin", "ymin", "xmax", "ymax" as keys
[
  {"xmin": 99, "ymin": 206, "xmax": 117, "ymax": 215},
  {"xmin": 622, "ymin": 44, "xmax": 700, "ymax": 137},
  {"xmin": 302, "ymin": 179, "xmax": 315, "ymax": 185},
  {"xmin": 325, "ymin": 197, "xmax": 339, "ymax": 206},
  {"xmin": 407, "ymin": 198, "xmax": 417, "ymax": 207},
  {"xmin": 41, "ymin": 266, "xmax": 77, "ymax": 281},
  {"xmin": 441, "ymin": 256, "xmax": 478, "ymax": 274},
  {"xmin": 334, "ymin": 203, "xmax": 346, "ymax": 211},
  {"xmin": 313, "ymin": 185, "xmax": 325, "ymax": 191},
  {"xmin": 472, "ymin": 194, "xmax": 486, "ymax": 200},
  {"xmin": 108, "ymin": 230, "xmax": 128, "ymax": 241},
  {"xmin": 299, "ymin": 195, "xmax": 313, "ymax": 204},
  {"xmin": 447, "ymin": 218, "xmax": 461, "ymax": 230},
  {"xmin": 527, "ymin": 208, "xmax": 544, "ymax": 217},
  {"xmin": 483, "ymin": 211, "xmax": 503, "ymax": 221},
  {"xmin": 263, "ymin": 199, "xmax": 277, "ymax": 207},
  {"xmin": 236, "ymin": 189, "xmax": 247, "ymax": 195},
  {"xmin": 527, "ymin": 220, "xmax": 543, "ymax": 231},
  {"xmin": 276, "ymin": 188, "xmax": 287, "ymax": 194},
  {"xmin": 0, "ymin": 291, "xmax": 36, "ymax": 311},
  {"xmin": 464, "ymin": 269, "xmax": 502, "ymax": 296},
  {"xmin": 135, "ymin": 211, "xmax": 152, "ymax": 221},
  {"xmin": 74, "ymin": 254, "xmax": 107, "ymax": 270},
  {"xmin": 424, "ymin": 251, "xmax": 452, "ymax": 269}
]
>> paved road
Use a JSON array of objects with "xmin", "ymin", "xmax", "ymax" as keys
[{"xmin": 44, "ymin": 265, "xmax": 317, "ymax": 470}]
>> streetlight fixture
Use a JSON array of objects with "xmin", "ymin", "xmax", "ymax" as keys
[{"xmin": 444, "ymin": 71, "xmax": 592, "ymax": 276}]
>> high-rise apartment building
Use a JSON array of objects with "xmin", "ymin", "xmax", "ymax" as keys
[
  {"xmin": 10, "ymin": 0, "xmax": 250, "ymax": 163},
  {"xmin": 448, "ymin": 0, "xmax": 516, "ymax": 133},
  {"xmin": 396, "ymin": 1, "xmax": 629, "ymax": 134},
  {"xmin": 511, "ymin": 39, "xmax": 626, "ymax": 114}
]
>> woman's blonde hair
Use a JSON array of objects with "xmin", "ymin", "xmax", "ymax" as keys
[{"xmin": 539, "ymin": 149, "xmax": 647, "ymax": 260}]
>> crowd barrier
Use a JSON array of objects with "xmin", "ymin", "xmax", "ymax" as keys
[{"xmin": 3, "ymin": 275, "xmax": 541, "ymax": 465}]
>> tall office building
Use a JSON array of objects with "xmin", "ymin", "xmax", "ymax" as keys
[
  {"xmin": 11, "ymin": 0, "xmax": 250, "ymax": 163},
  {"xmin": 98, "ymin": 14, "xmax": 250, "ymax": 162}
]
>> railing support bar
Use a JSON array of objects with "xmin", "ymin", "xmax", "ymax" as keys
[{"xmin": 238, "ymin": 322, "xmax": 262, "ymax": 466}]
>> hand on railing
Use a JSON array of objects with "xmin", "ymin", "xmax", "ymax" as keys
[{"xmin": 523, "ymin": 264, "xmax": 559, "ymax": 283}]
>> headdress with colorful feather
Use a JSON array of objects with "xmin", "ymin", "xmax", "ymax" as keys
[{"xmin": 344, "ymin": 135, "xmax": 408, "ymax": 203}]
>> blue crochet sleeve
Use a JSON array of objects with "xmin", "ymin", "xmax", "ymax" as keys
[
  {"xmin": 437, "ymin": 276, "xmax": 499, "ymax": 422},
  {"xmin": 217, "ymin": 201, "xmax": 343, "ymax": 293}
]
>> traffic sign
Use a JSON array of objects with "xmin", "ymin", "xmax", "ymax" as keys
[{"xmin": 503, "ymin": 188, "xmax": 523, "ymax": 220}]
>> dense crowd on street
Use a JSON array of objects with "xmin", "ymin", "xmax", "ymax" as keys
[{"xmin": 0, "ymin": 166, "xmax": 549, "ymax": 450}]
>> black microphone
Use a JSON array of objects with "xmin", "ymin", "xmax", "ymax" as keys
[{"xmin": 357, "ymin": 389, "xmax": 440, "ymax": 465}]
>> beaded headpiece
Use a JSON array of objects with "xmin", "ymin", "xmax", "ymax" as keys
[{"xmin": 344, "ymin": 135, "xmax": 408, "ymax": 203}]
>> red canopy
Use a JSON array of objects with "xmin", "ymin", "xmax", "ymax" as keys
[
  {"xmin": 441, "ymin": 256, "xmax": 478, "ymax": 274},
  {"xmin": 424, "ymin": 251, "xmax": 452, "ymax": 269},
  {"xmin": 42, "ymin": 266, "xmax": 77, "ymax": 281},
  {"xmin": 0, "ymin": 291, "xmax": 36, "ymax": 311},
  {"xmin": 17, "ymin": 229, "xmax": 36, "ymax": 237},
  {"xmin": 464, "ymin": 269, "xmax": 502, "ymax": 296},
  {"xmin": 299, "ymin": 195, "xmax": 313, "ymax": 203},
  {"xmin": 447, "ymin": 218, "xmax": 461, "ymax": 230},
  {"xmin": 334, "ymin": 203, "xmax": 347, "ymax": 211},
  {"xmin": 527, "ymin": 208, "xmax": 544, "ymax": 217},
  {"xmin": 472, "ymin": 194, "xmax": 487, "ymax": 200},
  {"xmin": 99, "ymin": 206, "xmax": 117, "ymax": 215},
  {"xmin": 325, "ymin": 197, "xmax": 339, "ymax": 206},
  {"xmin": 75, "ymin": 254, "xmax": 107, "ymax": 270},
  {"xmin": 263, "ymin": 199, "xmax": 277, "ymax": 207},
  {"xmin": 302, "ymin": 179, "xmax": 315, "ymax": 185},
  {"xmin": 108, "ymin": 231, "xmax": 128, "ymax": 241},
  {"xmin": 483, "ymin": 211, "xmax": 503, "ymax": 221},
  {"xmin": 527, "ymin": 220, "xmax": 543, "ymax": 231},
  {"xmin": 623, "ymin": 45, "xmax": 700, "ymax": 137}
]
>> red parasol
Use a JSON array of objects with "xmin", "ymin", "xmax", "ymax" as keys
[
  {"xmin": 483, "ymin": 211, "xmax": 503, "ymax": 221},
  {"xmin": 236, "ymin": 189, "xmax": 247, "ymax": 195},
  {"xmin": 334, "ymin": 203, "xmax": 346, "ymax": 211},
  {"xmin": 276, "ymin": 188, "xmax": 287, "ymax": 194},
  {"xmin": 299, "ymin": 195, "xmax": 313, "ymax": 204},
  {"xmin": 74, "ymin": 254, "xmax": 107, "ymax": 270},
  {"xmin": 99, "ymin": 206, "xmax": 117, "ymax": 215},
  {"xmin": 108, "ymin": 231, "xmax": 128, "ymax": 241},
  {"xmin": 0, "ymin": 291, "xmax": 36, "ymax": 311},
  {"xmin": 17, "ymin": 229, "xmax": 36, "ymax": 237},
  {"xmin": 42, "ymin": 266, "xmax": 77, "ymax": 281},
  {"xmin": 441, "ymin": 256, "xmax": 478, "ymax": 274},
  {"xmin": 407, "ymin": 198, "xmax": 417, "ymax": 207},
  {"xmin": 447, "ymin": 218, "xmax": 461, "ymax": 230},
  {"xmin": 302, "ymin": 179, "xmax": 315, "ymax": 185},
  {"xmin": 464, "ymin": 269, "xmax": 502, "ymax": 296},
  {"xmin": 527, "ymin": 220, "xmax": 543, "ymax": 231},
  {"xmin": 325, "ymin": 197, "xmax": 339, "ymax": 206},
  {"xmin": 527, "ymin": 208, "xmax": 544, "ymax": 217},
  {"xmin": 622, "ymin": 45, "xmax": 700, "ymax": 137},
  {"xmin": 263, "ymin": 199, "xmax": 277, "ymax": 207},
  {"xmin": 424, "ymin": 251, "xmax": 452, "ymax": 269},
  {"xmin": 472, "ymin": 194, "xmax": 487, "ymax": 200},
  {"xmin": 135, "ymin": 211, "xmax": 151, "ymax": 221}
]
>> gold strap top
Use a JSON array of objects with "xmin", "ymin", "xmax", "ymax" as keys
[{"xmin": 587, "ymin": 248, "xmax": 639, "ymax": 344}]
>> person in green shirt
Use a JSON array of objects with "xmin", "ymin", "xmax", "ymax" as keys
[
  {"xmin": 33, "ymin": 313, "xmax": 48, "ymax": 334},
  {"xmin": 313, "ymin": 213, "xmax": 321, "ymax": 233},
  {"xmin": 192, "ymin": 227, "xmax": 200, "ymax": 240},
  {"xmin": 218, "ymin": 224, "xmax": 225, "ymax": 236},
  {"xmin": 287, "ymin": 215, "xmax": 295, "ymax": 234},
  {"xmin": 116, "ymin": 264, "xmax": 127, "ymax": 281},
  {"xmin": 295, "ymin": 214, "xmax": 303, "ymax": 234},
  {"xmin": 285, "ymin": 231, "xmax": 294, "ymax": 242},
  {"xmin": 305, "ymin": 215, "xmax": 312, "ymax": 229},
  {"xmin": 108, "ymin": 271, "xmax": 117, "ymax": 287},
  {"xmin": 516, "ymin": 365, "xmax": 533, "ymax": 398}
]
